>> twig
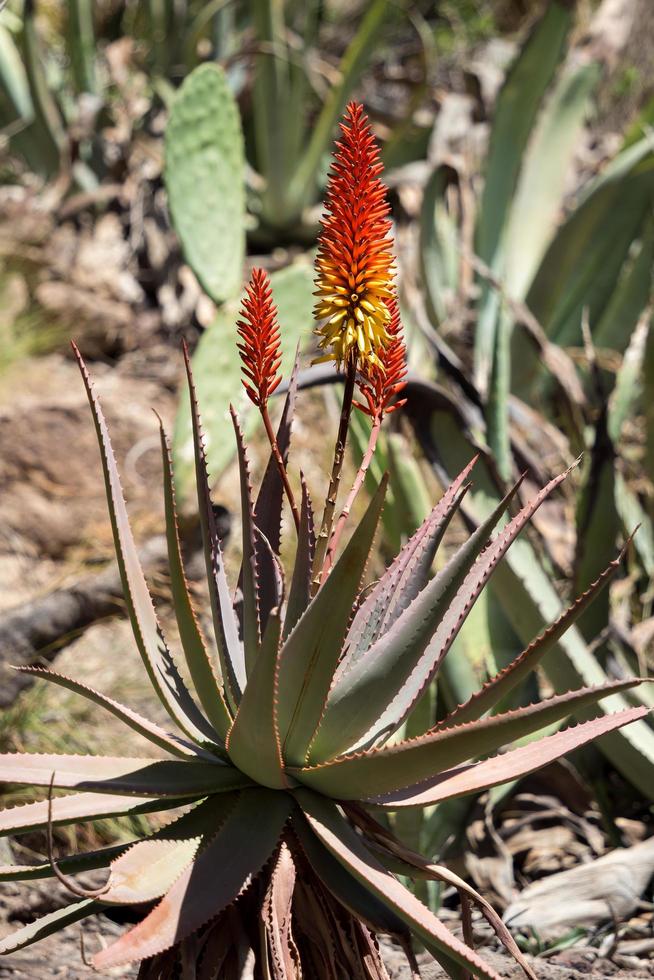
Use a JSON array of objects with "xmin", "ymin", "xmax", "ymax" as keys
[{"xmin": 47, "ymin": 773, "xmax": 108, "ymax": 899}]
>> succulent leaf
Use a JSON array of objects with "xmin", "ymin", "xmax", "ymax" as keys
[
  {"xmin": 0, "ymin": 793, "xmax": 183, "ymax": 837},
  {"xmin": 13, "ymin": 665, "xmax": 202, "ymax": 759},
  {"xmin": 103, "ymin": 838, "xmax": 202, "ymax": 905},
  {"xmin": 277, "ymin": 474, "xmax": 388, "ymax": 766},
  {"xmin": 341, "ymin": 456, "xmax": 477, "ymax": 673},
  {"xmin": 93, "ymin": 788, "xmax": 292, "ymax": 968},
  {"xmin": 231, "ymin": 406, "xmax": 262, "ymax": 671},
  {"xmin": 226, "ymin": 608, "xmax": 287, "ymax": 788},
  {"xmin": 283, "ymin": 474, "xmax": 316, "ymax": 639},
  {"xmin": 439, "ymin": 550, "xmax": 625, "ymax": 729},
  {"xmin": 0, "ymin": 753, "xmax": 249, "ymax": 797},
  {"xmin": 74, "ymin": 345, "xmax": 219, "ymax": 749},
  {"xmin": 311, "ymin": 473, "xmax": 525, "ymax": 760},
  {"xmin": 157, "ymin": 419, "xmax": 232, "ymax": 740},
  {"xmin": 0, "ymin": 898, "xmax": 103, "ymax": 955},
  {"xmin": 372, "ymin": 706, "xmax": 649, "ymax": 807},
  {"xmin": 294, "ymin": 679, "xmax": 644, "ymax": 799},
  {"xmin": 183, "ymin": 343, "xmax": 245, "ymax": 709},
  {"xmin": 295, "ymin": 789, "xmax": 503, "ymax": 980}
]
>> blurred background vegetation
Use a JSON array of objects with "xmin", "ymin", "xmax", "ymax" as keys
[{"xmin": 1, "ymin": 0, "xmax": 654, "ymax": 967}]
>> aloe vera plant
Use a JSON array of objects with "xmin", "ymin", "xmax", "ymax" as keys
[{"xmin": 0, "ymin": 103, "xmax": 650, "ymax": 980}]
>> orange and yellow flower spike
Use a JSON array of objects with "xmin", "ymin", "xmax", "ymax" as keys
[
  {"xmin": 313, "ymin": 102, "xmax": 395, "ymax": 369},
  {"xmin": 355, "ymin": 295, "xmax": 407, "ymax": 420}
]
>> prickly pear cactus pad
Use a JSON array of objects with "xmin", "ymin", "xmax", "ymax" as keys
[{"xmin": 165, "ymin": 63, "xmax": 245, "ymax": 304}]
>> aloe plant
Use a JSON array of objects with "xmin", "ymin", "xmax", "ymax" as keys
[{"xmin": 0, "ymin": 103, "xmax": 650, "ymax": 980}]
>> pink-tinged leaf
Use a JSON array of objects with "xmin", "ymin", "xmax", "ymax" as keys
[
  {"xmin": 0, "ymin": 793, "xmax": 183, "ymax": 837},
  {"xmin": 294, "ymin": 681, "xmax": 645, "ymax": 800},
  {"xmin": 293, "ymin": 816, "xmax": 409, "ymax": 939},
  {"xmin": 283, "ymin": 474, "xmax": 315, "ymax": 640},
  {"xmin": 347, "ymin": 807, "xmax": 536, "ymax": 980},
  {"xmin": 103, "ymin": 795, "xmax": 237, "ymax": 904},
  {"xmin": 183, "ymin": 343, "xmax": 245, "ymax": 710},
  {"xmin": 341, "ymin": 457, "xmax": 477, "ymax": 673},
  {"xmin": 73, "ymin": 345, "xmax": 218, "ymax": 749},
  {"xmin": 0, "ymin": 753, "xmax": 249, "ymax": 797},
  {"xmin": 294, "ymin": 789, "xmax": 502, "ymax": 980},
  {"xmin": 277, "ymin": 475, "xmax": 388, "ymax": 767},
  {"xmin": 158, "ymin": 419, "xmax": 232, "ymax": 739},
  {"xmin": 358, "ymin": 465, "xmax": 576, "ymax": 750},
  {"xmin": 262, "ymin": 842, "xmax": 299, "ymax": 979},
  {"xmin": 13, "ymin": 666, "xmax": 204, "ymax": 760},
  {"xmin": 226, "ymin": 609, "xmax": 286, "ymax": 788},
  {"xmin": 231, "ymin": 406, "xmax": 261, "ymax": 672},
  {"xmin": 440, "ymin": 551, "xmax": 625, "ymax": 729},
  {"xmin": 93, "ymin": 788, "xmax": 291, "ymax": 968},
  {"xmin": 310, "ymin": 476, "xmax": 527, "ymax": 761},
  {"xmin": 0, "ymin": 898, "xmax": 103, "ymax": 955},
  {"xmin": 372, "ymin": 706, "xmax": 649, "ymax": 807}
]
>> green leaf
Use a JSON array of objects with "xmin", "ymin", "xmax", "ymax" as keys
[
  {"xmin": 295, "ymin": 680, "xmax": 643, "ymax": 799},
  {"xmin": 164, "ymin": 63, "xmax": 244, "ymax": 303},
  {"xmin": 412, "ymin": 388, "xmax": 654, "ymax": 799},
  {"xmin": 0, "ymin": 752, "xmax": 249, "ymax": 797},
  {"xmin": 173, "ymin": 261, "xmax": 314, "ymax": 502},
  {"xmin": 13, "ymin": 666, "xmax": 203, "ymax": 760},
  {"xmin": 608, "ymin": 311, "xmax": 651, "ymax": 443},
  {"xmin": 103, "ymin": 838, "xmax": 202, "ymax": 905},
  {"xmin": 474, "ymin": 0, "xmax": 573, "ymax": 394},
  {"xmin": 594, "ymin": 223, "xmax": 654, "ymax": 353},
  {"xmin": 295, "ymin": 789, "xmax": 502, "ymax": 980},
  {"xmin": 0, "ymin": 898, "xmax": 103, "ymax": 955},
  {"xmin": 183, "ymin": 345, "xmax": 245, "ymax": 711},
  {"xmin": 158, "ymin": 420, "xmax": 231, "ymax": 740},
  {"xmin": 277, "ymin": 475, "xmax": 388, "ymax": 766},
  {"xmin": 74, "ymin": 347, "xmax": 220, "ymax": 749},
  {"xmin": 373, "ymin": 707, "xmax": 648, "ymax": 808},
  {"xmin": 0, "ymin": 792, "xmax": 183, "ymax": 837},
  {"xmin": 283, "ymin": 476, "xmax": 315, "ymax": 639},
  {"xmin": 94, "ymin": 788, "xmax": 291, "ymax": 969},
  {"xmin": 419, "ymin": 164, "xmax": 461, "ymax": 325},
  {"xmin": 226, "ymin": 609, "xmax": 286, "ymax": 788}
]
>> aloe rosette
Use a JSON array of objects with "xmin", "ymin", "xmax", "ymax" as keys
[{"xmin": 0, "ymin": 103, "xmax": 650, "ymax": 979}]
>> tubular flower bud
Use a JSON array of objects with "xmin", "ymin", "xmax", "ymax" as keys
[
  {"xmin": 313, "ymin": 102, "xmax": 395, "ymax": 369},
  {"xmin": 236, "ymin": 268, "xmax": 283, "ymax": 408},
  {"xmin": 355, "ymin": 295, "xmax": 407, "ymax": 419}
]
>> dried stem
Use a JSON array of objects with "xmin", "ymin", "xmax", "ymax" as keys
[
  {"xmin": 311, "ymin": 355, "xmax": 357, "ymax": 593},
  {"xmin": 261, "ymin": 403, "xmax": 300, "ymax": 533},
  {"xmin": 321, "ymin": 411, "xmax": 382, "ymax": 583}
]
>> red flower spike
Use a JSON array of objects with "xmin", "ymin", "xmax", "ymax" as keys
[
  {"xmin": 355, "ymin": 295, "xmax": 407, "ymax": 420},
  {"xmin": 313, "ymin": 102, "xmax": 395, "ymax": 369},
  {"xmin": 237, "ymin": 269, "xmax": 283, "ymax": 408}
]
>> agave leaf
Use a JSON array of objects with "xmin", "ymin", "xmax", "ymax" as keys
[
  {"xmin": 226, "ymin": 609, "xmax": 286, "ymax": 789},
  {"xmin": 340, "ymin": 456, "xmax": 477, "ymax": 674},
  {"xmin": 439, "ymin": 551, "xmax": 625, "ymax": 728},
  {"xmin": 157, "ymin": 420, "xmax": 232, "ymax": 739},
  {"xmin": 277, "ymin": 475, "xmax": 388, "ymax": 766},
  {"xmin": 231, "ymin": 406, "xmax": 261, "ymax": 671},
  {"xmin": 13, "ymin": 666, "xmax": 203, "ymax": 760},
  {"xmin": 373, "ymin": 706, "xmax": 649, "ymax": 808},
  {"xmin": 183, "ymin": 344, "xmax": 245, "ymax": 710},
  {"xmin": 103, "ymin": 838, "xmax": 202, "ymax": 905},
  {"xmin": 93, "ymin": 788, "xmax": 292, "ymax": 969},
  {"xmin": 0, "ymin": 793, "xmax": 184, "ymax": 837},
  {"xmin": 295, "ymin": 680, "xmax": 645, "ymax": 799},
  {"xmin": 419, "ymin": 163, "xmax": 461, "ymax": 326},
  {"xmin": 293, "ymin": 817, "xmax": 409, "ymax": 939},
  {"xmin": 0, "ymin": 753, "xmax": 249, "ymax": 797},
  {"xmin": 310, "ymin": 473, "xmax": 531, "ymax": 760},
  {"xmin": 283, "ymin": 474, "xmax": 315, "ymax": 640},
  {"xmin": 294, "ymin": 789, "xmax": 502, "ymax": 980},
  {"xmin": 74, "ymin": 346, "xmax": 219, "ymax": 748},
  {"xmin": 0, "ymin": 898, "xmax": 103, "ymax": 955}
]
